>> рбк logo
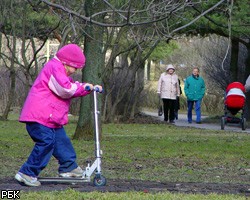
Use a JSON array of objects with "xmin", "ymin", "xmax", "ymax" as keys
[{"xmin": 1, "ymin": 190, "xmax": 20, "ymax": 199}]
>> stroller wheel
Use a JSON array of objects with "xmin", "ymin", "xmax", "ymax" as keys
[
  {"xmin": 221, "ymin": 117, "xmax": 225, "ymax": 130},
  {"xmin": 241, "ymin": 117, "xmax": 246, "ymax": 130}
]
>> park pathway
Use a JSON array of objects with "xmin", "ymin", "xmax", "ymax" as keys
[{"xmin": 143, "ymin": 110, "xmax": 250, "ymax": 134}]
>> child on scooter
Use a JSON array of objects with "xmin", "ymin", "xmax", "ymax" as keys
[{"xmin": 15, "ymin": 44, "xmax": 102, "ymax": 186}]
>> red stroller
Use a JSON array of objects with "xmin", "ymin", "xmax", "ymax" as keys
[{"xmin": 221, "ymin": 82, "xmax": 246, "ymax": 130}]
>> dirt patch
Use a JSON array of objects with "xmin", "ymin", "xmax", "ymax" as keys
[
  {"xmin": 0, "ymin": 178, "xmax": 249, "ymax": 196},
  {"xmin": 123, "ymin": 112, "xmax": 166, "ymax": 124}
]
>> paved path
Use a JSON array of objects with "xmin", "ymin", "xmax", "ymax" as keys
[{"xmin": 143, "ymin": 111, "xmax": 250, "ymax": 134}]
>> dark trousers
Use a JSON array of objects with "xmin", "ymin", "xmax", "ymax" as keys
[
  {"xmin": 174, "ymin": 97, "xmax": 180, "ymax": 120},
  {"xmin": 162, "ymin": 98, "xmax": 176, "ymax": 121}
]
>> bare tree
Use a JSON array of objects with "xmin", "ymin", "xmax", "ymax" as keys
[
  {"xmin": 0, "ymin": 0, "xmax": 59, "ymax": 120},
  {"xmin": 31, "ymin": 0, "xmax": 231, "ymax": 139}
]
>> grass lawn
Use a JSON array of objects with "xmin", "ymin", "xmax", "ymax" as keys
[{"xmin": 0, "ymin": 118, "xmax": 249, "ymax": 199}]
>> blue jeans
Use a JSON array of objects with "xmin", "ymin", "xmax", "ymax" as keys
[
  {"xmin": 19, "ymin": 122, "xmax": 78, "ymax": 177},
  {"xmin": 187, "ymin": 100, "xmax": 202, "ymax": 123}
]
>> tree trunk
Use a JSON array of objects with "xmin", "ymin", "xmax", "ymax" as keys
[
  {"xmin": 146, "ymin": 60, "xmax": 151, "ymax": 81},
  {"xmin": 73, "ymin": 0, "xmax": 104, "ymax": 140},
  {"xmin": 245, "ymin": 44, "xmax": 250, "ymax": 79},
  {"xmin": 102, "ymin": 37, "xmax": 159, "ymax": 122},
  {"xmin": 244, "ymin": 41, "xmax": 250, "ymax": 120},
  {"xmin": 1, "ymin": 35, "xmax": 16, "ymax": 120},
  {"xmin": 230, "ymin": 39, "xmax": 239, "ymax": 82},
  {"xmin": 129, "ymin": 64, "xmax": 145, "ymax": 119}
]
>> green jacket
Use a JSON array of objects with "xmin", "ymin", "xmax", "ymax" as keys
[{"xmin": 184, "ymin": 75, "xmax": 205, "ymax": 101}]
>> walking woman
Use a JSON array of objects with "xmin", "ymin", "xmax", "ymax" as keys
[{"xmin": 157, "ymin": 64, "xmax": 180, "ymax": 123}]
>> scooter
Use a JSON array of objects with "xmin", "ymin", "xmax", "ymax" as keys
[{"xmin": 38, "ymin": 86, "xmax": 107, "ymax": 187}]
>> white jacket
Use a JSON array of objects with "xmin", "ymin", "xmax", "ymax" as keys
[{"xmin": 157, "ymin": 72, "xmax": 180, "ymax": 99}]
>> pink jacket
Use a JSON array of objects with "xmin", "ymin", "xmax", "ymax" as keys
[{"xmin": 19, "ymin": 58, "xmax": 90, "ymax": 128}]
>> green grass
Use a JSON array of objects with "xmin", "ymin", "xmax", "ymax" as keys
[
  {"xmin": 20, "ymin": 189, "xmax": 247, "ymax": 200},
  {"xmin": 0, "ymin": 119, "xmax": 249, "ymax": 199},
  {"xmin": 103, "ymin": 124, "xmax": 249, "ymax": 183}
]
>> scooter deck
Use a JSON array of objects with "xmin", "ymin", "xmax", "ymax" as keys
[{"xmin": 38, "ymin": 177, "xmax": 90, "ymax": 183}]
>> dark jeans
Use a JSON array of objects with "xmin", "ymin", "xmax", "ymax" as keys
[
  {"xmin": 162, "ymin": 98, "xmax": 176, "ymax": 121},
  {"xmin": 19, "ymin": 122, "xmax": 78, "ymax": 177},
  {"xmin": 174, "ymin": 96, "xmax": 180, "ymax": 120}
]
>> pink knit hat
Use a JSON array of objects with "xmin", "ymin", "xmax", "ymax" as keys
[{"xmin": 56, "ymin": 44, "xmax": 86, "ymax": 69}]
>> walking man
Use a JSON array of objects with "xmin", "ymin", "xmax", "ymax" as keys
[{"xmin": 184, "ymin": 67, "xmax": 205, "ymax": 124}]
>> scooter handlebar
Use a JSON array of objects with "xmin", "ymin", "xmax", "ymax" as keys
[
  {"xmin": 85, "ymin": 85, "xmax": 91, "ymax": 91},
  {"xmin": 85, "ymin": 85, "xmax": 103, "ymax": 93}
]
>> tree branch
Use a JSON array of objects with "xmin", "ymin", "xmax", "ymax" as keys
[
  {"xmin": 39, "ymin": 0, "xmax": 194, "ymax": 28},
  {"xmin": 172, "ymin": 0, "xmax": 226, "ymax": 34}
]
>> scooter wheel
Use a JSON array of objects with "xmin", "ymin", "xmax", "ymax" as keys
[{"xmin": 93, "ymin": 175, "xmax": 106, "ymax": 187}]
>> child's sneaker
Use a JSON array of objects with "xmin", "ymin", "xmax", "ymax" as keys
[
  {"xmin": 15, "ymin": 172, "xmax": 41, "ymax": 187},
  {"xmin": 59, "ymin": 166, "xmax": 83, "ymax": 178}
]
